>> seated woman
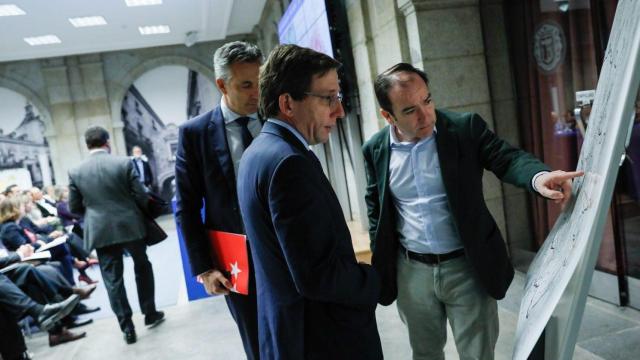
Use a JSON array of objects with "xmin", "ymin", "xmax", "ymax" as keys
[
  {"xmin": 55, "ymin": 186, "xmax": 83, "ymax": 228},
  {"xmin": 0, "ymin": 197, "xmax": 76, "ymax": 286},
  {"xmin": 20, "ymin": 195, "xmax": 97, "ymax": 284}
]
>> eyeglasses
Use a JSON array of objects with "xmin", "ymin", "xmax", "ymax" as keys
[{"xmin": 304, "ymin": 92, "xmax": 343, "ymax": 108}]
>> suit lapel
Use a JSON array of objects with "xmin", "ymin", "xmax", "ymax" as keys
[
  {"xmin": 209, "ymin": 106, "xmax": 236, "ymax": 192},
  {"xmin": 435, "ymin": 112, "xmax": 460, "ymax": 212}
]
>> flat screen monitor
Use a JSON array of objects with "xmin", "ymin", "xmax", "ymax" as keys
[{"xmin": 278, "ymin": 0, "xmax": 334, "ymax": 57}]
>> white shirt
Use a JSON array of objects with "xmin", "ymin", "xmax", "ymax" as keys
[{"xmin": 220, "ymin": 98, "xmax": 262, "ymax": 176}]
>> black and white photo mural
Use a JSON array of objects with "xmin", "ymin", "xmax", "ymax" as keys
[
  {"xmin": 0, "ymin": 87, "xmax": 53, "ymax": 189},
  {"xmin": 121, "ymin": 65, "xmax": 219, "ymax": 201}
]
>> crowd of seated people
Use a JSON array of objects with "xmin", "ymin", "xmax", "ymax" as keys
[{"xmin": 0, "ymin": 184, "xmax": 102, "ymax": 359}]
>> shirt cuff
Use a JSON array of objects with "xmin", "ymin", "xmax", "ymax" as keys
[{"xmin": 531, "ymin": 171, "xmax": 550, "ymax": 194}]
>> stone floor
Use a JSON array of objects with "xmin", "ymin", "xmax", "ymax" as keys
[{"xmin": 22, "ymin": 216, "xmax": 640, "ymax": 359}]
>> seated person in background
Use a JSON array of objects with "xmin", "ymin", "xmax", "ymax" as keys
[
  {"xmin": 0, "ymin": 196, "xmax": 76, "ymax": 286},
  {"xmin": 1, "ymin": 239, "xmax": 100, "ymax": 323},
  {"xmin": 20, "ymin": 195, "xmax": 98, "ymax": 284},
  {"xmin": 23, "ymin": 190, "xmax": 59, "ymax": 229},
  {"xmin": 54, "ymin": 185, "xmax": 83, "ymax": 228},
  {"xmin": 0, "ymin": 272, "xmax": 85, "ymax": 351},
  {"xmin": 3, "ymin": 184, "xmax": 21, "ymax": 198},
  {"xmin": 55, "ymin": 184, "xmax": 94, "ymax": 262},
  {"xmin": 42, "ymin": 185, "xmax": 58, "ymax": 207},
  {"xmin": 29, "ymin": 187, "xmax": 58, "ymax": 219}
]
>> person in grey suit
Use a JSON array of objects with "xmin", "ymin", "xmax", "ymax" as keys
[{"xmin": 68, "ymin": 126, "xmax": 165, "ymax": 344}]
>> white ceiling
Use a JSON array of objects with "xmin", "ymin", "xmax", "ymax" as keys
[{"xmin": 0, "ymin": 0, "xmax": 267, "ymax": 62}]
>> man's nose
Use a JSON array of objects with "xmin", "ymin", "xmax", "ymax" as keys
[
  {"xmin": 416, "ymin": 105, "xmax": 428, "ymax": 122},
  {"xmin": 250, "ymin": 85, "xmax": 259, "ymax": 98}
]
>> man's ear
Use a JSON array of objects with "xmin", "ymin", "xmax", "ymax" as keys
[
  {"xmin": 216, "ymin": 78, "xmax": 227, "ymax": 95},
  {"xmin": 380, "ymin": 109, "xmax": 395, "ymax": 127},
  {"xmin": 278, "ymin": 94, "xmax": 295, "ymax": 119}
]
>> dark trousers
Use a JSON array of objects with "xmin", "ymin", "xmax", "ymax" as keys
[
  {"xmin": 5, "ymin": 263, "xmax": 61, "ymax": 304},
  {"xmin": 35, "ymin": 263, "xmax": 74, "ymax": 298},
  {"xmin": 67, "ymin": 232, "xmax": 91, "ymax": 260},
  {"xmin": 0, "ymin": 308, "xmax": 26, "ymax": 360},
  {"xmin": 225, "ymin": 292, "xmax": 259, "ymax": 360},
  {"xmin": 96, "ymin": 240, "xmax": 156, "ymax": 331},
  {"xmin": 224, "ymin": 251, "xmax": 259, "ymax": 360},
  {"xmin": 0, "ymin": 274, "xmax": 41, "ymax": 319},
  {"xmin": 49, "ymin": 244, "xmax": 75, "ymax": 286}
]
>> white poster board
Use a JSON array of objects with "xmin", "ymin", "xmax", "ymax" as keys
[
  {"xmin": 0, "ymin": 168, "xmax": 33, "ymax": 191},
  {"xmin": 513, "ymin": 1, "xmax": 640, "ymax": 359}
]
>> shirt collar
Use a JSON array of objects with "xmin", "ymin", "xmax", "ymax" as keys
[
  {"xmin": 221, "ymin": 97, "xmax": 258, "ymax": 125},
  {"xmin": 89, "ymin": 148, "xmax": 108, "ymax": 155},
  {"xmin": 267, "ymin": 118, "xmax": 311, "ymax": 150},
  {"xmin": 389, "ymin": 125, "xmax": 437, "ymax": 148}
]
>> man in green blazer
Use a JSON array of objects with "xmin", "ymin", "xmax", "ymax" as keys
[{"xmin": 363, "ymin": 63, "xmax": 582, "ymax": 359}]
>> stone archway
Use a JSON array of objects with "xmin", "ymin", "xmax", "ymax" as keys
[
  {"xmin": 111, "ymin": 56, "xmax": 217, "ymax": 201},
  {"xmin": 0, "ymin": 78, "xmax": 58, "ymax": 187},
  {"xmin": 109, "ymin": 55, "xmax": 216, "ymax": 143},
  {"xmin": 0, "ymin": 77, "xmax": 54, "ymax": 137}
]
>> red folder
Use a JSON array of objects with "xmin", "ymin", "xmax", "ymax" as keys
[{"xmin": 207, "ymin": 230, "xmax": 249, "ymax": 295}]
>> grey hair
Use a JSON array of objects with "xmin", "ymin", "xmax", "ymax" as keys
[{"xmin": 213, "ymin": 41, "xmax": 263, "ymax": 82}]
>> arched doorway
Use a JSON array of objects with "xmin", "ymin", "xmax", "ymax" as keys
[{"xmin": 120, "ymin": 65, "xmax": 219, "ymax": 202}]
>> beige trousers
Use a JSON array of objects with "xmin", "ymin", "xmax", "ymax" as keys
[{"xmin": 396, "ymin": 251, "xmax": 499, "ymax": 360}]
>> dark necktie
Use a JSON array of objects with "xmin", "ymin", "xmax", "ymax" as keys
[{"xmin": 236, "ymin": 116, "xmax": 254, "ymax": 150}]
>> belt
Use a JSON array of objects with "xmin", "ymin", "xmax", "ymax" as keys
[{"xmin": 404, "ymin": 248, "xmax": 465, "ymax": 265}]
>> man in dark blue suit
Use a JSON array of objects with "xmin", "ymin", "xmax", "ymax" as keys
[
  {"xmin": 175, "ymin": 41, "xmax": 262, "ymax": 359},
  {"xmin": 130, "ymin": 146, "xmax": 153, "ymax": 189},
  {"xmin": 237, "ymin": 44, "xmax": 382, "ymax": 359}
]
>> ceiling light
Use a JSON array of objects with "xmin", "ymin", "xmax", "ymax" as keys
[
  {"xmin": 138, "ymin": 25, "xmax": 170, "ymax": 35},
  {"xmin": 24, "ymin": 35, "xmax": 61, "ymax": 46},
  {"xmin": 0, "ymin": 4, "xmax": 26, "ymax": 16},
  {"xmin": 69, "ymin": 16, "xmax": 107, "ymax": 28},
  {"xmin": 125, "ymin": 0, "xmax": 162, "ymax": 7}
]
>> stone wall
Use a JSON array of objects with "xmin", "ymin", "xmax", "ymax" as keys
[{"xmin": 0, "ymin": 34, "xmax": 253, "ymax": 185}]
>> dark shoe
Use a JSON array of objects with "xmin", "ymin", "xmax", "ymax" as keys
[
  {"xmin": 71, "ymin": 302, "xmax": 100, "ymax": 315},
  {"xmin": 72, "ymin": 283, "xmax": 97, "ymax": 300},
  {"xmin": 38, "ymin": 295, "xmax": 81, "ymax": 331},
  {"xmin": 62, "ymin": 316, "xmax": 93, "ymax": 329},
  {"xmin": 144, "ymin": 311, "xmax": 165, "ymax": 328},
  {"xmin": 123, "ymin": 327, "xmax": 137, "ymax": 344},
  {"xmin": 78, "ymin": 273, "xmax": 98, "ymax": 285},
  {"xmin": 17, "ymin": 351, "xmax": 33, "ymax": 360},
  {"xmin": 49, "ymin": 327, "xmax": 86, "ymax": 347}
]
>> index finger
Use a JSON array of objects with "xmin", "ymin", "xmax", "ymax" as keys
[{"xmin": 554, "ymin": 170, "xmax": 584, "ymax": 182}]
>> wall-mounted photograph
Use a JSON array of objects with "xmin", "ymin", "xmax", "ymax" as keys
[
  {"xmin": 120, "ymin": 65, "xmax": 219, "ymax": 201},
  {"xmin": 0, "ymin": 87, "xmax": 52, "ymax": 190}
]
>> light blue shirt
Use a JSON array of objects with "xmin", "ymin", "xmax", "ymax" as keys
[
  {"xmin": 388, "ymin": 126, "xmax": 463, "ymax": 254},
  {"xmin": 267, "ymin": 118, "xmax": 311, "ymax": 149},
  {"xmin": 221, "ymin": 99, "xmax": 262, "ymax": 176}
]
